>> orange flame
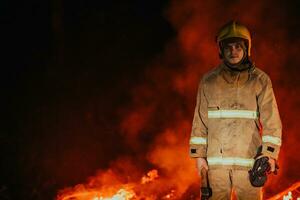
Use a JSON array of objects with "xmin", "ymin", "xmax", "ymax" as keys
[
  {"xmin": 56, "ymin": 169, "xmax": 177, "ymax": 200},
  {"xmin": 267, "ymin": 181, "xmax": 300, "ymax": 200},
  {"xmin": 57, "ymin": 185, "xmax": 136, "ymax": 200},
  {"xmin": 141, "ymin": 170, "xmax": 159, "ymax": 184}
]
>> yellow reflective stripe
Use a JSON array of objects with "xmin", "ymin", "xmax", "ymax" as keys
[
  {"xmin": 207, "ymin": 157, "xmax": 254, "ymax": 167},
  {"xmin": 190, "ymin": 136, "xmax": 207, "ymax": 145},
  {"xmin": 208, "ymin": 110, "xmax": 258, "ymax": 119},
  {"xmin": 262, "ymin": 135, "xmax": 282, "ymax": 146}
]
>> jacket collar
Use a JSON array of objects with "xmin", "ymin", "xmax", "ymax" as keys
[{"xmin": 220, "ymin": 62, "xmax": 255, "ymax": 85}]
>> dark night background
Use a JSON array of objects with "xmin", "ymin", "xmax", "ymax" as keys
[
  {"xmin": 3, "ymin": 1, "xmax": 174, "ymax": 199},
  {"xmin": 2, "ymin": 0, "xmax": 300, "ymax": 199}
]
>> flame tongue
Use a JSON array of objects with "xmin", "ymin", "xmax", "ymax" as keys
[
  {"xmin": 141, "ymin": 170, "xmax": 159, "ymax": 184},
  {"xmin": 92, "ymin": 188, "xmax": 135, "ymax": 200},
  {"xmin": 58, "ymin": 187, "xmax": 135, "ymax": 200}
]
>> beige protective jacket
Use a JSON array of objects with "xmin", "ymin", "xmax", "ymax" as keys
[{"xmin": 189, "ymin": 63, "xmax": 282, "ymax": 170}]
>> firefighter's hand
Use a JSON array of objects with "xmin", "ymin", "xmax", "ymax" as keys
[
  {"xmin": 196, "ymin": 157, "xmax": 208, "ymax": 175},
  {"xmin": 257, "ymin": 155, "xmax": 276, "ymax": 172},
  {"xmin": 268, "ymin": 157, "xmax": 276, "ymax": 172}
]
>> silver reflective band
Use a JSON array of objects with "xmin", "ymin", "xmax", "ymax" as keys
[
  {"xmin": 208, "ymin": 110, "xmax": 258, "ymax": 119},
  {"xmin": 262, "ymin": 135, "xmax": 282, "ymax": 146},
  {"xmin": 190, "ymin": 136, "xmax": 207, "ymax": 145},
  {"xmin": 207, "ymin": 157, "xmax": 254, "ymax": 167}
]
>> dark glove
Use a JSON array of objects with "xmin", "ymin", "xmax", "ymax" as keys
[
  {"xmin": 248, "ymin": 156, "xmax": 271, "ymax": 187},
  {"xmin": 200, "ymin": 167, "xmax": 212, "ymax": 199}
]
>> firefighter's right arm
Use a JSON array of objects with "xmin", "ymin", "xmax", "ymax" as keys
[{"xmin": 189, "ymin": 78, "xmax": 208, "ymax": 158}]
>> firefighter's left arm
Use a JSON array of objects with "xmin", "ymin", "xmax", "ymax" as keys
[
  {"xmin": 257, "ymin": 75, "xmax": 282, "ymax": 160},
  {"xmin": 189, "ymin": 78, "xmax": 208, "ymax": 158}
]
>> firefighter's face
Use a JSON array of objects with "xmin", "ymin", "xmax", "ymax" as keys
[{"xmin": 223, "ymin": 42, "xmax": 244, "ymax": 65}]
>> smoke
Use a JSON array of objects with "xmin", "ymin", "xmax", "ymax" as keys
[
  {"xmin": 118, "ymin": 0, "xmax": 300, "ymax": 197},
  {"xmin": 57, "ymin": 0, "xmax": 300, "ymax": 198},
  {"xmin": 165, "ymin": 0, "xmax": 300, "ymax": 197}
]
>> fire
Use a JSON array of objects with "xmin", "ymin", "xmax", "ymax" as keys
[
  {"xmin": 56, "ymin": 169, "xmax": 175, "ymax": 200},
  {"xmin": 267, "ymin": 181, "xmax": 300, "ymax": 200},
  {"xmin": 161, "ymin": 189, "xmax": 176, "ymax": 199},
  {"xmin": 57, "ymin": 170, "xmax": 300, "ymax": 200},
  {"xmin": 92, "ymin": 189, "xmax": 135, "ymax": 200},
  {"xmin": 141, "ymin": 170, "xmax": 159, "ymax": 184},
  {"xmin": 57, "ymin": 186, "xmax": 135, "ymax": 200},
  {"xmin": 54, "ymin": 0, "xmax": 299, "ymax": 199}
]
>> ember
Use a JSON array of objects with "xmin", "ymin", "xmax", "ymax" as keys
[{"xmin": 141, "ymin": 170, "xmax": 159, "ymax": 184}]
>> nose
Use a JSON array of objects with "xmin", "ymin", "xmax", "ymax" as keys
[
  {"xmin": 229, "ymin": 46, "xmax": 238, "ymax": 52},
  {"xmin": 229, "ymin": 47, "xmax": 242, "ymax": 56}
]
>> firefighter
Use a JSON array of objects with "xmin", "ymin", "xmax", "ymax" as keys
[{"xmin": 189, "ymin": 21, "xmax": 282, "ymax": 199}]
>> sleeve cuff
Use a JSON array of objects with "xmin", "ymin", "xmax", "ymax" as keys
[
  {"xmin": 189, "ymin": 145, "xmax": 207, "ymax": 158},
  {"xmin": 262, "ymin": 143, "xmax": 280, "ymax": 159}
]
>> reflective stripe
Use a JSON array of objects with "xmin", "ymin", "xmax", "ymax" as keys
[
  {"xmin": 207, "ymin": 157, "xmax": 254, "ymax": 167},
  {"xmin": 262, "ymin": 135, "xmax": 282, "ymax": 146},
  {"xmin": 190, "ymin": 136, "xmax": 207, "ymax": 145},
  {"xmin": 208, "ymin": 110, "xmax": 258, "ymax": 119}
]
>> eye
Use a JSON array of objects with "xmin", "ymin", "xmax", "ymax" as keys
[
  {"xmin": 235, "ymin": 44, "xmax": 242, "ymax": 49},
  {"xmin": 224, "ymin": 45, "xmax": 231, "ymax": 50}
]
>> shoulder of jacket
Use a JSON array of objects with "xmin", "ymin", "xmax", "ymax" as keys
[
  {"xmin": 201, "ymin": 65, "xmax": 221, "ymax": 83},
  {"xmin": 252, "ymin": 66, "xmax": 272, "ymax": 85}
]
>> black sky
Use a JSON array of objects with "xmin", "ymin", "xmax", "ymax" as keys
[{"xmin": 3, "ymin": 1, "xmax": 174, "ymax": 199}]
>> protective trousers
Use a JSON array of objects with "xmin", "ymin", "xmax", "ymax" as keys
[{"xmin": 208, "ymin": 169, "xmax": 262, "ymax": 200}]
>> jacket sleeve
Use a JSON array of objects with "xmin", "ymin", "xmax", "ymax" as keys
[
  {"xmin": 189, "ymin": 78, "xmax": 208, "ymax": 158},
  {"xmin": 257, "ymin": 75, "xmax": 282, "ymax": 160}
]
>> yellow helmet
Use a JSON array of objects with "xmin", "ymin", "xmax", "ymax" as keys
[{"xmin": 216, "ymin": 21, "xmax": 252, "ymax": 56}]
